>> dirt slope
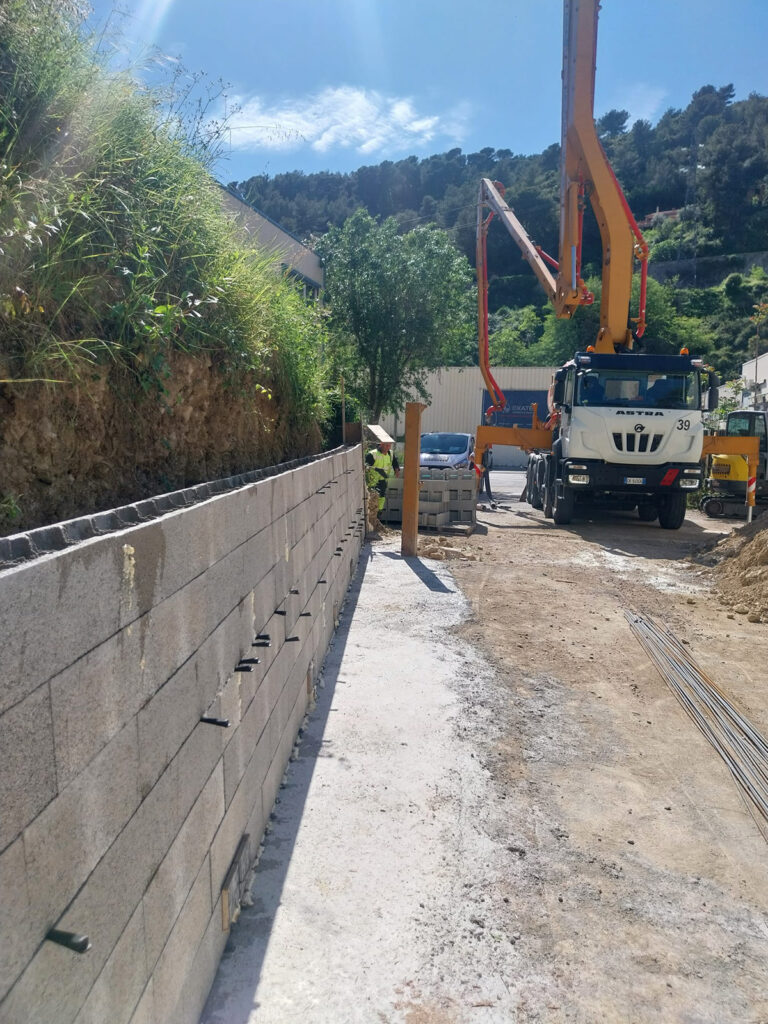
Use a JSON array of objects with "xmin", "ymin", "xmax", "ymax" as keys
[{"xmin": 442, "ymin": 499, "xmax": 768, "ymax": 1023}]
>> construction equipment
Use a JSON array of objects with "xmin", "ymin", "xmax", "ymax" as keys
[
  {"xmin": 702, "ymin": 409, "xmax": 768, "ymax": 517},
  {"xmin": 474, "ymin": 0, "xmax": 758, "ymax": 528}
]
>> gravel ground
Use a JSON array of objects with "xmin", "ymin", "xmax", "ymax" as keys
[{"xmin": 201, "ymin": 489, "xmax": 768, "ymax": 1024}]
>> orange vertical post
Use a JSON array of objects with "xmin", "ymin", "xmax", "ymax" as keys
[{"xmin": 401, "ymin": 401, "xmax": 427, "ymax": 557}]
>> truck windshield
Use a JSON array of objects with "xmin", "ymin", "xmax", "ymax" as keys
[
  {"xmin": 575, "ymin": 370, "xmax": 699, "ymax": 410},
  {"xmin": 420, "ymin": 433, "xmax": 470, "ymax": 455}
]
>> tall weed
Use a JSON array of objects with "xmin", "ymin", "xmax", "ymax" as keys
[{"xmin": 0, "ymin": 0, "xmax": 327, "ymax": 428}]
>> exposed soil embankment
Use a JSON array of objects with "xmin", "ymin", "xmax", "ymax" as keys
[
  {"xmin": 0, "ymin": 352, "xmax": 321, "ymax": 534},
  {"xmin": 695, "ymin": 517, "xmax": 768, "ymax": 621}
]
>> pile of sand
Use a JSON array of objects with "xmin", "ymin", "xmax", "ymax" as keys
[
  {"xmin": 418, "ymin": 536, "xmax": 477, "ymax": 561},
  {"xmin": 702, "ymin": 521, "xmax": 768, "ymax": 622}
]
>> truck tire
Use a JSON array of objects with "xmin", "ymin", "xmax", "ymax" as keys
[
  {"xmin": 530, "ymin": 460, "xmax": 544, "ymax": 510},
  {"xmin": 543, "ymin": 459, "xmax": 555, "ymax": 520},
  {"xmin": 701, "ymin": 496, "xmax": 724, "ymax": 518},
  {"xmin": 553, "ymin": 484, "xmax": 574, "ymax": 524},
  {"xmin": 658, "ymin": 491, "xmax": 687, "ymax": 530},
  {"xmin": 637, "ymin": 503, "xmax": 657, "ymax": 522}
]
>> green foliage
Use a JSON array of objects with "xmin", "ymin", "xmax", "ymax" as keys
[
  {"xmin": 316, "ymin": 210, "xmax": 475, "ymax": 420},
  {"xmin": 0, "ymin": 494, "xmax": 23, "ymax": 530},
  {"xmin": 488, "ymin": 306, "xmax": 547, "ymax": 364},
  {"xmin": 0, "ymin": 0, "xmax": 327, "ymax": 428}
]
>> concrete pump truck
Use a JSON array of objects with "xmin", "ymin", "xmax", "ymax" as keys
[{"xmin": 474, "ymin": 0, "xmax": 759, "ymax": 528}]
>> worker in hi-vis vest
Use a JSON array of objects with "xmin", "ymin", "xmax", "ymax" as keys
[{"xmin": 365, "ymin": 430, "xmax": 400, "ymax": 512}]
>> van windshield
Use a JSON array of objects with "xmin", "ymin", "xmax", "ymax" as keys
[
  {"xmin": 575, "ymin": 370, "xmax": 700, "ymax": 410},
  {"xmin": 420, "ymin": 433, "xmax": 470, "ymax": 455}
]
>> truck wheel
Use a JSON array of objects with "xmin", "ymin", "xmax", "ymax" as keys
[
  {"xmin": 658, "ymin": 491, "xmax": 687, "ymax": 530},
  {"xmin": 530, "ymin": 461, "xmax": 544, "ymax": 510},
  {"xmin": 543, "ymin": 472, "xmax": 554, "ymax": 519},
  {"xmin": 637, "ymin": 503, "xmax": 657, "ymax": 522},
  {"xmin": 702, "ymin": 496, "xmax": 724, "ymax": 518},
  {"xmin": 553, "ymin": 485, "xmax": 574, "ymax": 525}
]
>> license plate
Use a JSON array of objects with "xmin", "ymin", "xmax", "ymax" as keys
[{"xmin": 624, "ymin": 476, "xmax": 646, "ymax": 485}]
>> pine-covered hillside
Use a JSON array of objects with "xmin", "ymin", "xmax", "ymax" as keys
[{"xmin": 233, "ymin": 86, "xmax": 768, "ymax": 378}]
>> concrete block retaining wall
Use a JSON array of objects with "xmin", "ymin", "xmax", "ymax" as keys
[{"xmin": 0, "ymin": 446, "xmax": 365, "ymax": 1024}]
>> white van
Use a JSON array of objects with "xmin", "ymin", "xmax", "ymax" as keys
[{"xmin": 419, "ymin": 432, "xmax": 475, "ymax": 470}]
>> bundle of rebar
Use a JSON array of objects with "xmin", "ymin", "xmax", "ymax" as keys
[{"xmin": 626, "ymin": 610, "xmax": 768, "ymax": 841}]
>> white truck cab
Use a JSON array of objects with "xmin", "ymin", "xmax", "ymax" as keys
[{"xmin": 527, "ymin": 351, "xmax": 719, "ymax": 528}]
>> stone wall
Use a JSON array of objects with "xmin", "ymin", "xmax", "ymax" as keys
[{"xmin": 0, "ymin": 446, "xmax": 364, "ymax": 1024}]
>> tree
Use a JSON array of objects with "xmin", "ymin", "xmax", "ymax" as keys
[
  {"xmin": 316, "ymin": 210, "xmax": 475, "ymax": 421},
  {"xmin": 488, "ymin": 306, "xmax": 545, "ymax": 364},
  {"xmin": 597, "ymin": 108, "xmax": 629, "ymax": 139}
]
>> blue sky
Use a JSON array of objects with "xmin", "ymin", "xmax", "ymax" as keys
[{"xmin": 87, "ymin": 1, "xmax": 768, "ymax": 184}]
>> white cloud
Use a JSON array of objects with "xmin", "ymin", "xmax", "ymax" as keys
[
  {"xmin": 223, "ymin": 86, "xmax": 469, "ymax": 157},
  {"xmin": 618, "ymin": 84, "xmax": 669, "ymax": 126}
]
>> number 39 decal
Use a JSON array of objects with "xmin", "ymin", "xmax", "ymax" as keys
[{"xmin": 676, "ymin": 418, "xmax": 691, "ymax": 430}]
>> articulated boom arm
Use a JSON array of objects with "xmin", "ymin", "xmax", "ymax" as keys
[
  {"xmin": 560, "ymin": 0, "xmax": 648, "ymax": 352},
  {"xmin": 477, "ymin": 178, "xmax": 558, "ymax": 415},
  {"xmin": 478, "ymin": 179, "xmax": 558, "ymax": 303}
]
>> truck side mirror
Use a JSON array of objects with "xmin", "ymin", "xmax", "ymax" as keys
[
  {"xmin": 552, "ymin": 378, "xmax": 566, "ymax": 406},
  {"xmin": 707, "ymin": 371, "xmax": 720, "ymax": 412}
]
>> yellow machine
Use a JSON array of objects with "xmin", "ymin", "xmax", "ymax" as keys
[
  {"xmin": 474, "ymin": 0, "xmax": 759, "ymax": 527},
  {"xmin": 703, "ymin": 410, "xmax": 768, "ymax": 517}
]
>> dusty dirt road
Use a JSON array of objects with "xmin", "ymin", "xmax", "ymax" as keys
[
  {"xmin": 445, "ymin": 484, "xmax": 768, "ymax": 1022},
  {"xmin": 203, "ymin": 480, "xmax": 768, "ymax": 1024}
]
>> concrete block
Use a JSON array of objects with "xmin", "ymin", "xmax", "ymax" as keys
[
  {"xmin": 72, "ymin": 902, "xmax": 147, "ymax": 1024},
  {"xmin": 209, "ymin": 775, "xmax": 252, "ymax": 905},
  {"xmin": 418, "ymin": 500, "xmax": 448, "ymax": 514},
  {"xmin": 270, "ymin": 475, "xmax": 290, "ymax": 522},
  {"xmin": 245, "ymin": 790, "xmax": 267, "ymax": 865},
  {"xmin": 241, "ymin": 522, "xmax": 279, "ymax": 596},
  {"xmin": 0, "ymin": 684, "xmax": 57, "ymax": 850},
  {"xmin": 223, "ymin": 665, "xmax": 275, "ymax": 808},
  {"xmin": 195, "ymin": 602, "xmax": 251, "ymax": 717},
  {"xmin": 24, "ymin": 722, "xmax": 140, "ymax": 932},
  {"xmin": 137, "ymin": 659, "xmax": 201, "ymax": 797},
  {"xmin": 50, "ymin": 624, "xmax": 150, "ymax": 789},
  {"xmin": 248, "ymin": 560, "xmax": 279, "ymax": 639},
  {"xmin": 174, "ymin": 722, "xmax": 226, "ymax": 836},
  {"xmin": 143, "ymin": 763, "xmax": 224, "ymax": 969},
  {"xmin": 196, "ymin": 544, "xmax": 248, "ymax": 636},
  {"xmin": 114, "ymin": 521, "xmax": 169, "ymax": 626},
  {"xmin": 133, "ymin": 585, "xmax": 207, "ymax": 702},
  {"xmin": 0, "ymin": 917, "xmax": 99, "ymax": 1024},
  {"xmin": 0, "ymin": 539, "xmax": 123, "ymax": 713},
  {"xmin": 55, "ymin": 769, "xmax": 196, "ymax": 983},
  {"xmin": 50, "ymin": 729, "xmax": 218, "ymax": 987},
  {"xmin": 151, "ymin": 856, "xmax": 212, "ymax": 1024},
  {"xmin": 128, "ymin": 981, "xmax": 154, "ymax": 1024},
  {"xmin": 260, "ymin": 730, "xmax": 292, "ymax": 828},
  {"xmin": 216, "ymin": 670, "xmax": 244, "ymax": 742},
  {"xmin": 245, "ymin": 610, "xmax": 283, "ymax": 681},
  {"xmin": 0, "ymin": 839, "xmax": 34, "ymax": 1002},
  {"xmin": 179, "ymin": 896, "xmax": 229, "ymax": 1024}
]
